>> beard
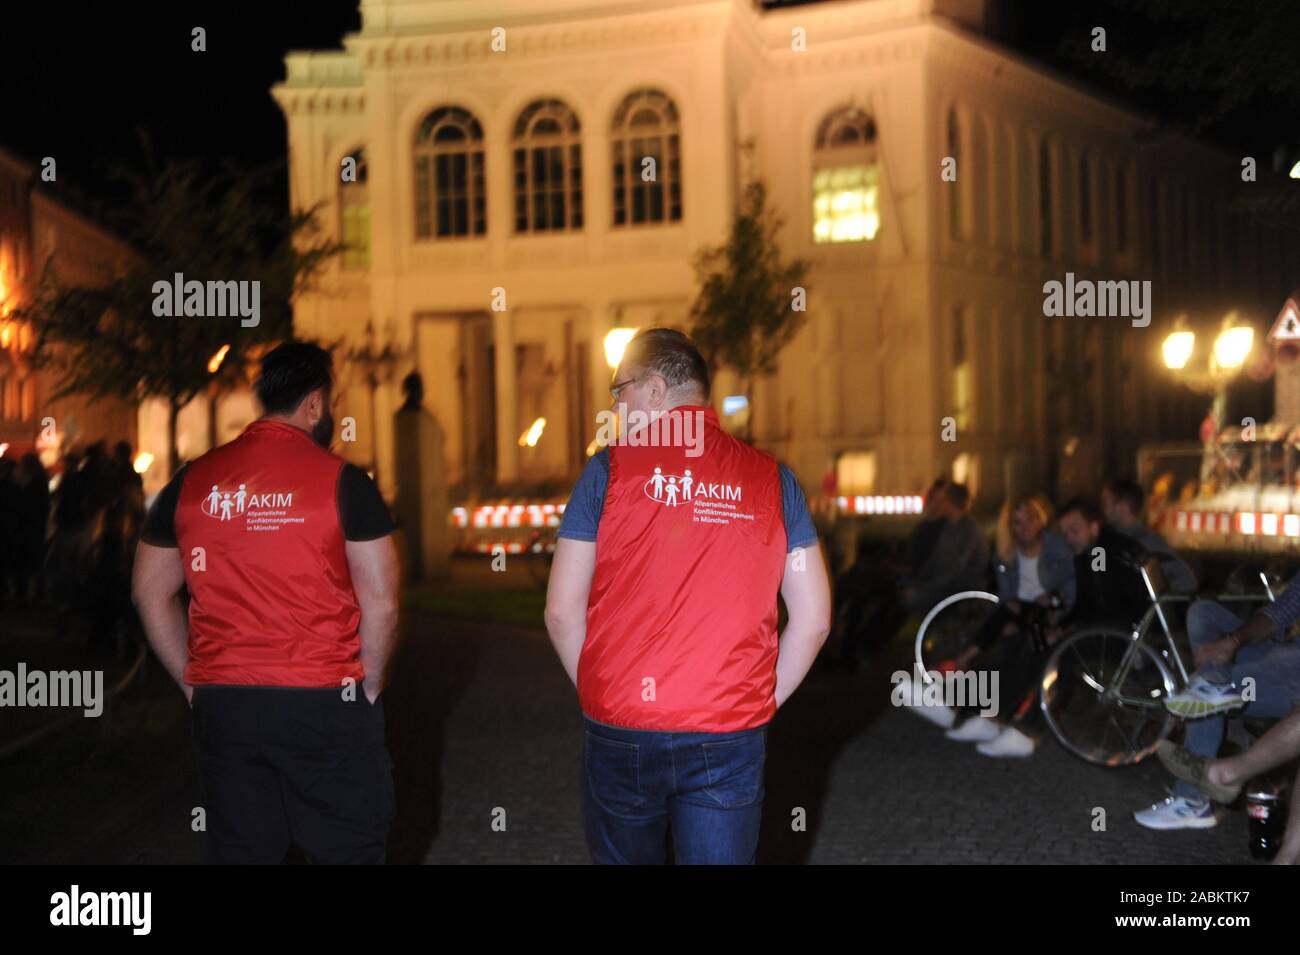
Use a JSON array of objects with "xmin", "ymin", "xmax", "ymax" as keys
[{"xmin": 311, "ymin": 409, "xmax": 335, "ymax": 449}]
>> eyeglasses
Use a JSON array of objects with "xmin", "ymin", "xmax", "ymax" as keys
[{"xmin": 610, "ymin": 376, "xmax": 642, "ymax": 400}]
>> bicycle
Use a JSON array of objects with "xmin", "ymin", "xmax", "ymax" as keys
[
  {"xmin": 1039, "ymin": 558, "xmax": 1276, "ymax": 766},
  {"xmin": 912, "ymin": 558, "xmax": 1280, "ymax": 766}
]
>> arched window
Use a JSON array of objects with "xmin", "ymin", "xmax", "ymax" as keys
[
  {"xmin": 1038, "ymin": 140, "xmax": 1053, "ymax": 258},
  {"xmin": 947, "ymin": 106, "xmax": 961, "ymax": 241},
  {"xmin": 339, "ymin": 148, "xmax": 370, "ymax": 269},
  {"xmin": 812, "ymin": 106, "xmax": 880, "ymax": 244},
  {"xmin": 610, "ymin": 89, "xmax": 682, "ymax": 226},
  {"xmin": 414, "ymin": 107, "xmax": 486, "ymax": 239},
  {"xmin": 512, "ymin": 99, "xmax": 582, "ymax": 232}
]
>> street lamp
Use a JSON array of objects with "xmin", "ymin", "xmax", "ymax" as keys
[
  {"xmin": 603, "ymin": 327, "xmax": 638, "ymax": 370},
  {"xmin": 1162, "ymin": 329, "xmax": 1195, "ymax": 371},
  {"xmin": 1162, "ymin": 310, "xmax": 1260, "ymax": 494}
]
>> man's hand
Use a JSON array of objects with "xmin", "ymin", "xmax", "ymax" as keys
[{"xmin": 1194, "ymin": 636, "xmax": 1238, "ymax": 670}]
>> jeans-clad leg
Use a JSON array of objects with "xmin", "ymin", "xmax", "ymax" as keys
[
  {"xmin": 581, "ymin": 718, "xmax": 767, "ymax": 865},
  {"xmin": 582, "ymin": 723, "xmax": 671, "ymax": 864},
  {"xmin": 669, "ymin": 727, "xmax": 766, "ymax": 864}
]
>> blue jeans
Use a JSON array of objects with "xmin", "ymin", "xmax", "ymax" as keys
[
  {"xmin": 1174, "ymin": 600, "xmax": 1300, "ymax": 802},
  {"xmin": 581, "ymin": 716, "xmax": 767, "ymax": 864}
]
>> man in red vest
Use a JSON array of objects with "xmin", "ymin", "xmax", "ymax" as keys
[
  {"xmin": 546, "ymin": 328, "xmax": 831, "ymax": 864},
  {"xmin": 132, "ymin": 341, "xmax": 399, "ymax": 864}
]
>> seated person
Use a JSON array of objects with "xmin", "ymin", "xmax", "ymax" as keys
[
  {"xmin": 900, "ymin": 482, "xmax": 988, "ymax": 618},
  {"xmin": 938, "ymin": 495, "xmax": 1078, "ymax": 757},
  {"xmin": 836, "ymin": 478, "xmax": 948, "ymax": 668},
  {"xmin": 921, "ymin": 497, "xmax": 1149, "ymax": 754},
  {"xmin": 1133, "ymin": 571, "xmax": 1300, "ymax": 831},
  {"xmin": 1156, "ymin": 708, "xmax": 1300, "ymax": 864},
  {"xmin": 903, "ymin": 495, "xmax": 1077, "ymax": 757},
  {"xmin": 944, "ymin": 494, "xmax": 1075, "ymax": 672},
  {"xmin": 1102, "ymin": 478, "xmax": 1197, "ymax": 596}
]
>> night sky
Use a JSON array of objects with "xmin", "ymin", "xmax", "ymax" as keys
[{"xmin": 4, "ymin": 0, "xmax": 1297, "ymax": 209}]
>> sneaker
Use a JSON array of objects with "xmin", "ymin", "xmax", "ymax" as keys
[
  {"xmin": 1155, "ymin": 741, "xmax": 1241, "ymax": 804},
  {"xmin": 895, "ymin": 673, "xmax": 956, "ymax": 728},
  {"xmin": 1164, "ymin": 677, "xmax": 1246, "ymax": 719},
  {"xmin": 1133, "ymin": 794, "xmax": 1217, "ymax": 830},
  {"xmin": 945, "ymin": 718, "xmax": 1002, "ymax": 742},
  {"xmin": 976, "ymin": 726, "xmax": 1036, "ymax": 757}
]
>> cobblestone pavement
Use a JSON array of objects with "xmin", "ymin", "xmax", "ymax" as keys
[
  {"xmin": 404, "ymin": 616, "xmax": 1253, "ymax": 865},
  {"xmin": 1, "ymin": 605, "xmax": 1257, "ymax": 864}
]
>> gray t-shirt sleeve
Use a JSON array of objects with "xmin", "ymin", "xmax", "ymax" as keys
[
  {"xmin": 556, "ymin": 449, "xmax": 610, "ymax": 542},
  {"xmin": 779, "ymin": 463, "xmax": 818, "ymax": 553}
]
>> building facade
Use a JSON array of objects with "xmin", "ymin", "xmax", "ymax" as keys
[
  {"xmin": 0, "ymin": 147, "xmax": 138, "ymax": 465},
  {"xmin": 273, "ymin": 0, "xmax": 1298, "ymax": 507}
]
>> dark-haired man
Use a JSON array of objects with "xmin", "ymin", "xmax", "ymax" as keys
[
  {"xmin": 546, "ymin": 327, "xmax": 830, "ymax": 864},
  {"xmin": 132, "ymin": 341, "xmax": 399, "ymax": 864},
  {"xmin": 1101, "ymin": 478, "xmax": 1197, "ymax": 595}
]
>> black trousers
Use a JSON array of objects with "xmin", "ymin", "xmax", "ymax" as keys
[{"xmin": 191, "ymin": 685, "xmax": 395, "ymax": 864}]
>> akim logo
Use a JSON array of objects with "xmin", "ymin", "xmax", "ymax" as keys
[
  {"xmin": 645, "ymin": 467, "xmax": 695, "ymax": 507},
  {"xmin": 201, "ymin": 484, "xmax": 293, "ymax": 521},
  {"xmin": 643, "ymin": 467, "xmax": 742, "ymax": 507}
]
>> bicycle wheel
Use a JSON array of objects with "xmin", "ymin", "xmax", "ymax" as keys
[
  {"xmin": 1040, "ymin": 627, "xmax": 1177, "ymax": 766},
  {"xmin": 913, "ymin": 591, "xmax": 1001, "ymax": 678}
]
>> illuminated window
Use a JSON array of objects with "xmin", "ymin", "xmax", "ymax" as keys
[
  {"xmin": 512, "ymin": 99, "xmax": 583, "ymax": 233},
  {"xmin": 339, "ymin": 148, "xmax": 370, "ymax": 269},
  {"xmin": 836, "ymin": 451, "xmax": 877, "ymax": 496},
  {"xmin": 812, "ymin": 107, "xmax": 880, "ymax": 244},
  {"xmin": 947, "ymin": 106, "xmax": 961, "ymax": 241},
  {"xmin": 414, "ymin": 107, "xmax": 486, "ymax": 239},
  {"xmin": 611, "ymin": 89, "xmax": 681, "ymax": 226},
  {"xmin": 952, "ymin": 306, "xmax": 972, "ymax": 430}
]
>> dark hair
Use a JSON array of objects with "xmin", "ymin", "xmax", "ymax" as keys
[
  {"xmin": 622, "ymin": 327, "xmax": 710, "ymax": 398},
  {"xmin": 1059, "ymin": 496, "xmax": 1103, "ymax": 524},
  {"xmin": 944, "ymin": 482, "xmax": 971, "ymax": 511},
  {"xmin": 255, "ymin": 341, "xmax": 334, "ymax": 415},
  {"xmin": 1104, "ymin": 478, "xmax": 1144, "ymax": 514}
]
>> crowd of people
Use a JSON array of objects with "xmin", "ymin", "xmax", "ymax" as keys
[
  {"xmin": 0, "ymin": 440, "xmax": 145, "ymax": 655},
  {"xmin": 832, "ymin": 475, "xmax": 1299, "ymax": 852}
]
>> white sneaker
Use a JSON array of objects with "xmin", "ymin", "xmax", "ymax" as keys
[
  {"xmin": 895, "ymin": 673, "xmax": 956, "ymax": 728},
  {"xmin": 1164, "ymin": 677, "xmax": 1245, "ymax": 720},
  {"xmin": 945, "ymin": 718, "xmax": 1001, "ymax": 742},
  {"xmin": 1133, "ymin": 794, "xmax": 1217, "ymax": 830},
  {"xmin": 975, "ymin": 726, "xmax": 1036, "ymax": 757}
]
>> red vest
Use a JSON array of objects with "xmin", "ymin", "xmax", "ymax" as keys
[
  {"xmin": 578, "ymin": 405, "xmax": 787, "ymax": 732},
  {"xmin": 173, "ymin": 419, "xmax": 363, "ymax": 688}
]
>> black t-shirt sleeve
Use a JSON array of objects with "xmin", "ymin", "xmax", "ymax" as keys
[
  {"xmin": 338, "ymin": 463, "xmax": 396, "ymax": 541},
  {"xmin": 141, "ymin": 465, "xmax": 188, "ymax": 547}
]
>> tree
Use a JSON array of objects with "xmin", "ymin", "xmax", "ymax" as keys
[
  {"xmin": 16, "ymin": 148, "xmax": 341, "ymax": 473},
  {"xmin": 689, "ymin": 176, "xmax": 811, "ymax": 438}
]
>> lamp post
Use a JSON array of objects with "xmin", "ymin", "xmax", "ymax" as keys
[{"xmin": 1162, "ymin": 311, "xmax": 1257, "ymax": 488}]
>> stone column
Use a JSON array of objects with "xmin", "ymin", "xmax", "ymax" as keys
[{"xmin": 493, "ymin": 309, "xmax": 518, "ymax": 482}]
